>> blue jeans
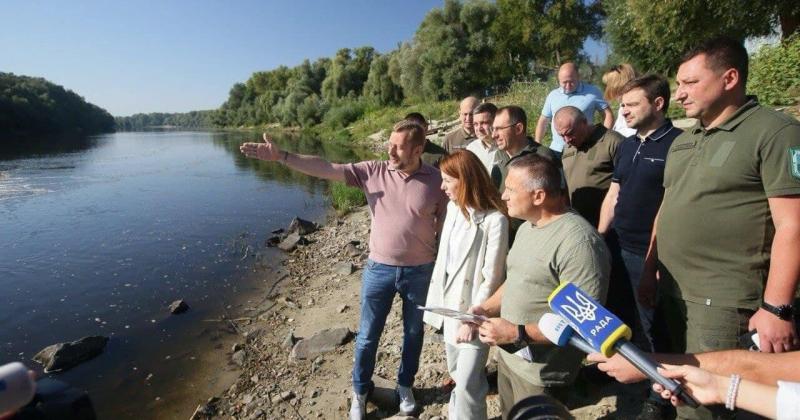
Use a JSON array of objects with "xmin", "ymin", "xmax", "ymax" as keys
[
  {"xmin": 352, "ymin": 259, "xmax": 434, "ymax": 394},
  {"xmin": 619, "ymin": 247, "xmax": 655, "ymax": 350}
]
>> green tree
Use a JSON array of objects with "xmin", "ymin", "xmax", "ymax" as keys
[
  {"xmin": 364, "ymin": 52, "xmax": 403, "ymax": 105},
  {"xmin": 604, "ymin": 0, "xmax": 791, "ymax": 74}
]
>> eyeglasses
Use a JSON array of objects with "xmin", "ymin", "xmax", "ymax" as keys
[{"xmin": 492, "ymin": 122, "xmax": 519, "ymax": 131}]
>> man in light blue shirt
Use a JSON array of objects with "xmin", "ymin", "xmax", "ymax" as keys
[{"xmin": 535, "ymin": 62, "xmax": 614, "ymax": 157}]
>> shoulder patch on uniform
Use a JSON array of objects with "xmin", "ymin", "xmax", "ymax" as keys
[{"xmin": 791, "ymin": 147, "xmax": 800, "ymax": 180}]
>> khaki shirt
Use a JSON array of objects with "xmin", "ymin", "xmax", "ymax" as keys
[
  {"xmin": 491, "ymin": 138, "xmax": 558, "ymax": 193},
  {"xmin": 500, "ymin": 211, "xmax": 610, "ymax": 387},
  {"xmin": 421, "ymin": 140, "xmax": 447, "ymax": 168},
  {"xmin": 443, "ymin": 126, "xmax": 476, "ymax": 153},
  {"xmin": 657, "ymin": 98, "xmax": 800, "ymax": 308},
  {"xmin": 562, "ymin": 125, "xmax": 624, "ymax": 227}
]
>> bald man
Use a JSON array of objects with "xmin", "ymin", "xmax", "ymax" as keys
[
  {"xmin": 535, "ymin": 63, "xmax": 614, "ymax": 157},
  {"xmin": 443, "ymin": 96, "xmax": 479, "ymax": 153}
]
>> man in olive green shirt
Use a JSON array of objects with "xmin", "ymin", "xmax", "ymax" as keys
[
  {"xmin": 443, "ymin": 96, "xmax": 479, "ymax": 153},
  {"xmin": 555, "ymin": 106, "xmax": 624, "ymax": 227},
  {"xmin": 642, "ymin": 37, "xmax": 800, "ymax": 419},
  {"xmin": 490, "ymin": 105, "xmax": 557, "ymax": 193},
  {"xmin": 472, "ymin": 154, "xmax": 610, "ymax": 418}
]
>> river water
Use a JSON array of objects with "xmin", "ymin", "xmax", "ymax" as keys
[{"xmin": 0, "ymin": 130, "xmax": 366, "ymax": 418}]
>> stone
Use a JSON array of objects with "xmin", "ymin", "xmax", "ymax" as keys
[
  {"xmin": 332, "ymin": 262, "xmax": 354, "ymax": 276},
  {"xmin": 286, "ymin": 217, "xmax": 318, "ymax": 236},
  {"xmin": 344, "ymin": 243, "xmax": 361, "ymax": 258},
  {"xmin": 271, "ymin": 391, "xmax": 295, "ymax": 404},
  {"xmin": 241, "ymin": 394, "xmax": 254, "ymax": 404},
  {"xmin": 290, "ymin": 327, "xmax": 353, "ymax": 360},
  {"xmin": 271, "ymin": 228, "xmax": 284, "ymax": 235},
  {"xmin": 265, "ymin": 235, "xmax": 281, "ymax": 247},
  {"xmin": 282, "ymin": 331, "xmax": 297, "ymax": 349},
  {"xmin": 32, "ymin": 336, "xmax": 109, "ymax": 373},
  {"xmin": 190, "ymin": 403, "xmax": 215, "ymax": 419},
  {"xmin": 232, "ymin": 343, "xmax": 243, "ymax": 352},
  {"xmin": 337, "ymin": 304, "xmax": 349, "ymax": 313},
  {"xmin": 232, "ymin": 350, "xmax": 246, "ymax": 366},
  {"xmin": 168, "ymin": 299, "xmax": 189, "ymax": 314},
  {"xmin": 278, "ymin": 233, "xmax": 303, "ymax": 252}
]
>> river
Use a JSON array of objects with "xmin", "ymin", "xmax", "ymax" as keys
[{"xmin": 0, "ymin": 130, "xmax": 367, "ymax": 418}]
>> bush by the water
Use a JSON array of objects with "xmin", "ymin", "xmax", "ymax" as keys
[
  {"xmin": 330, "ymin": 182, "xmax": 367, "ymax": 214},
  {"xmin": 749, "ymin": 35, "xmax": 800, "ymax": 106}
]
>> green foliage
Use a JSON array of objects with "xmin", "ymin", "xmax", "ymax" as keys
[
  {"xmin": 322, "ymin": 97, "xmax": 369, "ymax": 130},
  {"xmin": 604, "ymin": 0, "xmax": 781, "ymax": 74},
  {"xmin": 115, "ymin": 110, "xmax": 216, "ymax": 130},
  {"xmin": 330, "ymin": 181, "xmax": 367, "ymax": 215},
  {"xmin": 494, "ymin": 80, "xmax": 553, "ymax": 145},
  {"xmin": 0, "ymin": 72, "xmax": 115, "ymax": 135},
  {"xmin": 364, "ymin": 53, "xmax": 403, "ymax": 106},
  {"xmin": 749, "ymin": 35, "xmax": 800, "ymax": 106}
]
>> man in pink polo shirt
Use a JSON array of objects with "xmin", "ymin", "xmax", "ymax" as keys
[{"xmin": 240, "ymin": 120, "xmax": 448, "ymax": 418}]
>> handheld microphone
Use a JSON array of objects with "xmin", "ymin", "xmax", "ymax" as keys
[
  {"xmin": 538, "ymin": 312, "xmax": 595, "ymax": 354},
  {"xmin": 548, "ymin": 282, "xmax": 699, "ymax": 408},
  {"xmin": 0, "ymin": 362, "xmax": 36, "ymax": 415}
]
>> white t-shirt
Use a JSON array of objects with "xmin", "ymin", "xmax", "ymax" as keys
[
  {"xmin": 613, "ymin": 105, "xmax": 636, "ymax": 138},
  {"xmin": 466, "ymin": 138, "xmax": 499, "ymax": 175},
  {"xmin": 777, "ymin": 381, "xmax": 800, "ymax": 420}
]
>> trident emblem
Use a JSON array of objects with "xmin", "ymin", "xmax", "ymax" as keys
[{"xmin": 560, "ymin": 292, "xmax": 597, "ymax": 323}]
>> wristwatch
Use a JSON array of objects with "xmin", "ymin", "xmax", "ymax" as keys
[
  {"xmin": 514, "ymin": 325, "xmax": 531, "ymax": 348},
  {"xmin": 760, "ymin": 301, "xmax": 795, "ymax": 321}
]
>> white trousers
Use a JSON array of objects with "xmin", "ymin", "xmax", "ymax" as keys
[{"xmin": 445, "ymin": 343, "xmax": 489, "ymax": 420}]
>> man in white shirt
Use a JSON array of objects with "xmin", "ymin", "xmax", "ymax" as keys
[{"xmin": 466, "ymin": 102, "xmax": 500, "ymax": 175}]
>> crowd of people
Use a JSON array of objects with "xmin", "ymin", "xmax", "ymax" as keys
[{"xmin": 240, "ymin": 36, "xmax": 800, "ymax": 420}]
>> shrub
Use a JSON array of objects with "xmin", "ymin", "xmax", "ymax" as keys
[
  {"xmin": 330, "ymin": 182, "xmax": 366, "ymax": 215},
  {"xmin": 749, "ymin": 35, "xmax": 800, "ymax": 106}
]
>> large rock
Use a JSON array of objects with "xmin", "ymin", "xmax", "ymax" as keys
[
  {"xmin": 369, "ymin": 376, "xmax": 398, "ymax": 411},
  {"xmin": 168, "ymin": 299, "xmax": 189, "ymax": 314},
  {"xmin": 290, "ymin": 327, "xmax": 353, "ymax": 360},
  {"xmin": 32, "ymin": 336, "xmax": 109, "ymax": 373},
  {"xmin": 286, "ymin": 217, "xmax": 318, "ymax": 236},
  {"xmin": 278, "ymin": 233, "xmax": 303, "ymax": 252},
  {"xmin": 333, "ymin": 261, "xmax": 354, "ymax": 276}
]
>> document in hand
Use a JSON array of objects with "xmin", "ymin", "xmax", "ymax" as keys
[{"xmin": 417, "ymin": 305, "xmax": 488, "ymax": 324}]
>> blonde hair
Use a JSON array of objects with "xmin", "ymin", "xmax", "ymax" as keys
[{"xmin": 602, "ymin": 63, "xmax": 637, "ymax": 100}]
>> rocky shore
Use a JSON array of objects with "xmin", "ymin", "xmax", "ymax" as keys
[{"xmin": 189, "ymin": 207, "xmax": 654, "ymax": 420}]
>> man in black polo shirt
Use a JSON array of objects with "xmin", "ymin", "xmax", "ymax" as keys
[{"xmin": 597, "ymin": 74, "xmax": 680, "ymax": 419}]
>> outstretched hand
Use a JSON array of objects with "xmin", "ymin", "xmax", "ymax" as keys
[
  {"xmin": 652, "ymin": 364, "xmax": 723, "ymax": 406},
  {"xmin": 240, "ymin": 133, "xmax": 282, "ymax": 161}
]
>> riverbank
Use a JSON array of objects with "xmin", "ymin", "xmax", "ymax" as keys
[{"xmin": 192, "ymin": 207, "xmax": 653, "ymax": 419}]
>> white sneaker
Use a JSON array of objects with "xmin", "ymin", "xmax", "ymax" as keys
[
  {"xmin": 396, "ymin": 385, "xmax": 417, "ymax": 415},
  {"xmin": 349, "ymin": 391, "xmax": 366, "ymax": 420}
]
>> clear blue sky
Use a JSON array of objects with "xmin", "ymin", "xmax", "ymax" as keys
[{"xmin": 1, "ymin": 1, "xmax": 606, "ymax": 116}]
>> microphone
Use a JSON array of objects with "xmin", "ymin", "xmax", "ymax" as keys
[
  {"xmin": 548, "ymin": 282, "xmax": 699, "ymax": 408},
  {"xmin": 0, "ymin": 362, "xmax": 36, "ymax": 415},
  {"xmin": 538, "ymin": 312, "xmax": 595, "ymax": 354}
]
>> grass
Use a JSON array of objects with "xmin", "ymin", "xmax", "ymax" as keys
[
  {"xmin": 330, "ymin": 181, "xmax": 367, "ymax": 215},
  {"xmin": 491, "ymin": 80, "xmax": 554, "ymax": 147},
  {"xmin": 344, "ymin": 100, "xmax": 455, "ymax": 142}
]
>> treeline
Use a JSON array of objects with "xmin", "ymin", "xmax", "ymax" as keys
[
  {"xmin": 0, "ymin": 72, "xmax": 115, "ymax": 135},
  {"xmin": 215, "ymin": 0, "xmax": 798, "ymax": 132},
  {"xmin": 114, "ymin": 110, "xmax": 216, "ymax": 131}
]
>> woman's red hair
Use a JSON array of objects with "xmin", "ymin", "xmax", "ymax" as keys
[{"xmin": 439, "ymin": 149, "xmax": 507, "ymax": 220}]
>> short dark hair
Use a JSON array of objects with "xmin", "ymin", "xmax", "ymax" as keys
[
  {"xmin": 496, "ymin": 105, "xmax": 527, "ymax": 132},
  {"xmin": 472, "ymin": 102, "xmax": 498, "ymax": 118},
  {"xmin": 681, "ymin": 36, "xmax": 748, "ymax": 87},
  {"xmin": 621, "ymin": 74, "xmax": 672, "ymax": 113},
  {"xmin": 393, "ymin": 119, "xmax": 426, "ymax": 147},
  {"xmin": 507, "ymin": 154, "xmax": 562, "ymax": 197},
  {"xmin": 404, "ymin": 112, "xmax": 427, "ymax": 127}
]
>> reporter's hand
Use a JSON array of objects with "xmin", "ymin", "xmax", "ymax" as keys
[
  {"xmin": 652, "ymin": 364, "xmax": 723, "ymax": 406},
  {"xmin": 748, "ymin": 308, "xmax": 800, "ymax": 353},
  {"xmin": 586, "ymin": 352, "xmax": 647, "ymax": 384},
  {"xmin": 239, "ymin": 133, "xmax": 282, "ymax": 161}
]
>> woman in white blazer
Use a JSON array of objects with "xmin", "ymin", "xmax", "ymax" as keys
[{"xmin": 423, "ymin": 149, "xmax": 509, "ymax": 420}]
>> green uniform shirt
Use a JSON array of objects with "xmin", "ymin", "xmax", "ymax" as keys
[
  {"xmin": 421, "ymin": 140, "xmax": 447, "ymax": 168},
  {"xmin": 443, "ymin": 126, "xmax": 476, "ymax": 153},
  {"xmin": 500, "ymin": 211, "xmax": 610, "ymax": 387},
  {"xmin": 491, "ymin": 137, "xmax": 558, "ymax": 193},
  {"xmin": 658, "ymin": 98, "xmax": 800, "ymax": 309},
  {"xmin": 561, "ymin": 124, "xmax": 624, "ymax": 227}
]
